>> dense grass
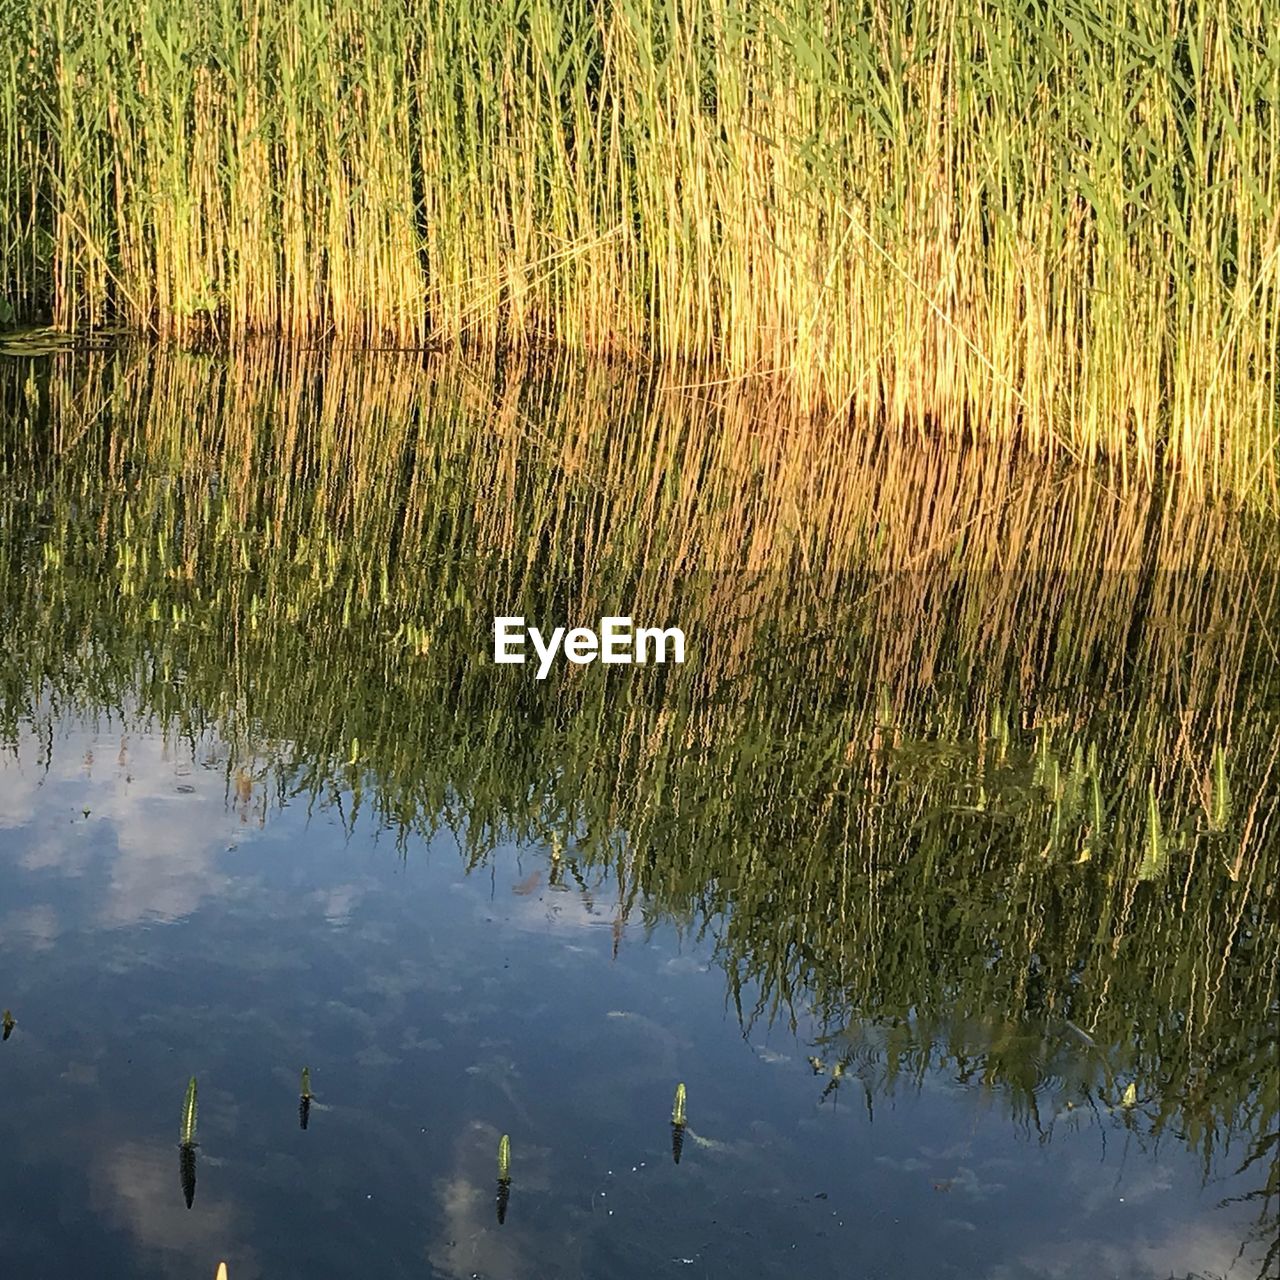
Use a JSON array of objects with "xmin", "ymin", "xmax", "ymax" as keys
[{"xmin": 1, "ymin": 0, "xmax": 1278, "ymax": 502}]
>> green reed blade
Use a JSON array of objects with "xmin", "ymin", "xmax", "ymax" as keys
[
  {"xmin": 1211, "ymin": 745, "xmax": 1230, "ymax": 831},
  {"xmin": 180, "ymin": 1075, "xmax": 198, "ymax": 1146}
]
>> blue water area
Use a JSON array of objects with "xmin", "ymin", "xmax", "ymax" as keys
[{"xmin": 0, "ymin": 720, "xmax": 1268, "ymax": 1280}]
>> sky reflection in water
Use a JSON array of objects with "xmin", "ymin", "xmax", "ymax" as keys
[{"xmin": 0, "ymin": 719, "xmax": 1270, "ymax": 1280}]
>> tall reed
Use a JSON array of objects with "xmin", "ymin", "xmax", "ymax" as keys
[{"xmin": 3, "ymin": 0, "xmax": 1278, "ymax": 503}]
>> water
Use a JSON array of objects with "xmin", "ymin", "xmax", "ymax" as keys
[{"xmin": 0, "ymin": 349, "xmax": 1276, "ymax": 1280}]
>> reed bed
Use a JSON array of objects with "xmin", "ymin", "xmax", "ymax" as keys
[{"xmin": 1, "ymin": 0, "xmax": 1278, "ymax": 504}]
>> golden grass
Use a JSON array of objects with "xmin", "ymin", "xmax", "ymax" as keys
[{"xmin": 1, "ymin": 0, "xmax": 1278, "ymax": 505}]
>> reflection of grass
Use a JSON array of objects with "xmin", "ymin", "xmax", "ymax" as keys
[
  {"xmin": 4, "ymin": 1, "xmax": 1279, "ymax": 503},
  {"xmin": 0, "ymin": 349, "xmax": 1276, "ymax": 1164}
]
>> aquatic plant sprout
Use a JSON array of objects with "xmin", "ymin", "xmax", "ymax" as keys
[{"xmin": 180, "ymin": 1076, "xmax": 198, "ymax": 1146}]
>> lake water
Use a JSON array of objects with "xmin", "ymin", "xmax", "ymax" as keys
[{"xmin": 0, "ymin": 349, "xmax": 1276, "ymax": 1279}]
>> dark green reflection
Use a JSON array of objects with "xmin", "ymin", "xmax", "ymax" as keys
[
  {"xmin": 1, "ymin": 348, "xmax": 1276, "ymax": 1216},
  {"xmin": 299, "ymin": 1067, "xmax": 312, "ymax": 1131},
  {"xmin": 178, "ymin": 1143, "xmax": 197, "ymax": 1210}
]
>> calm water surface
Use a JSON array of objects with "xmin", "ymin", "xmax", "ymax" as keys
[{"xmin": 0, "ymin": 349, "xmax": 1276, "ymax": 1279}]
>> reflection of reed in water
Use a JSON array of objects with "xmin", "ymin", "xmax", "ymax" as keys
[
  {"xmin": 0, "ymin": 350, "xmax": 1276, "ymax": 1168},
  {"xmin": 179, "ymin": 1143, "xmax": 197, "ymax": 1209},
  {"xmin": 299, "ymin": 1067, "xmax": 312, "ymax": 1131}
]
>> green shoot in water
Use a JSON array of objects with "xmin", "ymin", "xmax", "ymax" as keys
[
  {"xmin": 180, "ymin": 1076, "xmax": 198, "ymax": 1146},
  {"xmin": 1210, "ymin": 745, "xmax": 1230, "ymax": 832},
  {"xmin": 1138, "ymin": 781, "xmax": 1166, "ymax": 881},
  {"xmin": 301, "ymin": 1067, "xmax": 312, "ymax": 1099},
  {"xmin": 671, "ymin": 1082, "xmax": 687, "ymax": 1164}
]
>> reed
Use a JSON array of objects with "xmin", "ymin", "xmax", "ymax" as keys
[{"xmin": 2, "ymin": 0, "xmax": 1278, "ymax": 505}]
